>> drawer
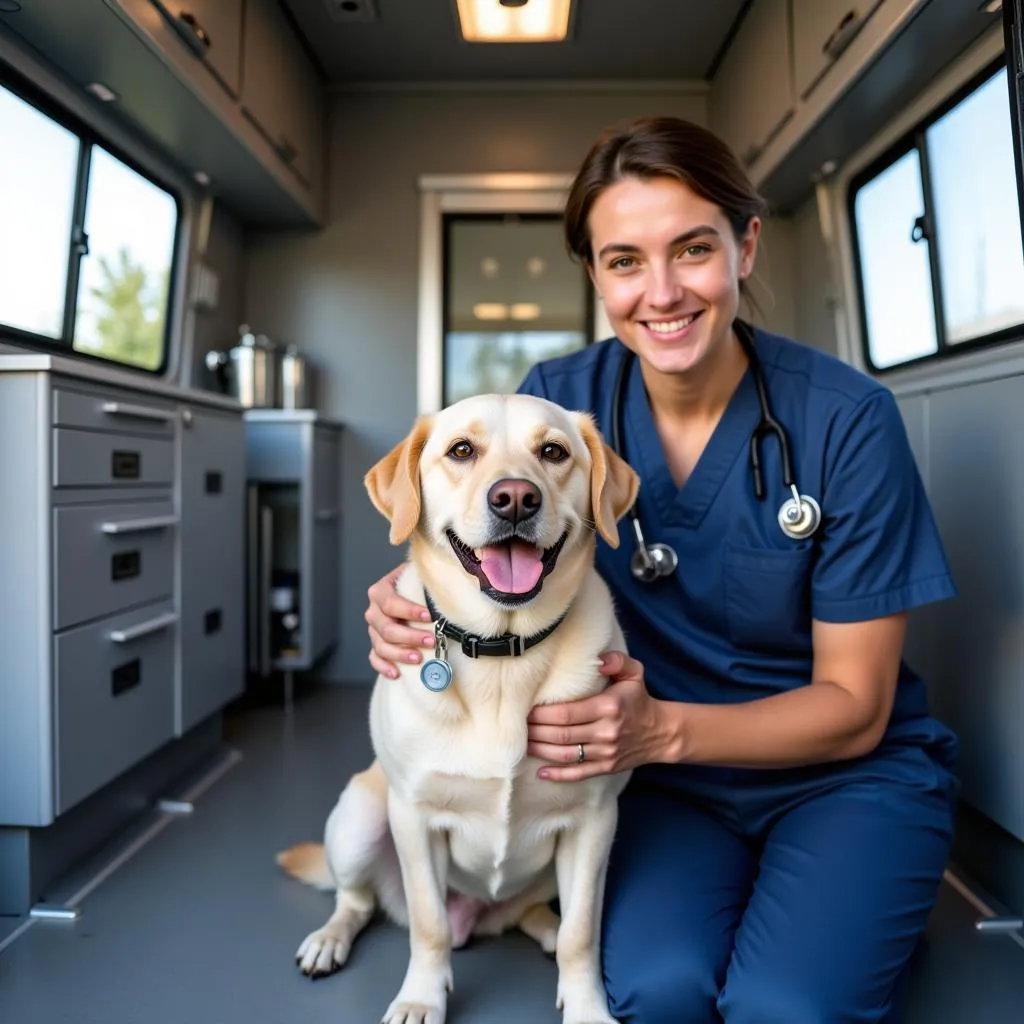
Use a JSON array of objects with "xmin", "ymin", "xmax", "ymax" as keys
[
  {"xmin": 52, "ymin": 386, "xmax": 177, "ymax": 437},
  {"xmin": 53, "ymin": 501, "xmax": 176, "ymax": 631},
  {"xmin": 53, "ymin": 427, "xmax": 174, "ymax": 488},
  {"xmin": 54, "ymin": 600, "xmax": 177, "ymax": 814}
]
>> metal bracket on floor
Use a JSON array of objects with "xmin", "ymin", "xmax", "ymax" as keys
[
  {"xmin": 975, "ymin": 915, "xmax": 1024, "ymax": 934},
  {"xmin": 157, "ymin": 798, "xmax": 194, "ymax": 815},
  {"xmin": 30, "ymin": 903, "xmax": 81, "ymax": 921}
]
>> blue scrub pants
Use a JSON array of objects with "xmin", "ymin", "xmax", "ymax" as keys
[{"xmin": 600, "ymin": 749, "xmax": 956, "ymax": 1024}]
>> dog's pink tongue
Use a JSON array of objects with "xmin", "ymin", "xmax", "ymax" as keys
[{"xmin": 480, "ymin": 540, "xmax": 543, "ymax": 593}]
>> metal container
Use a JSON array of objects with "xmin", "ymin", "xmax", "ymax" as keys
[
  {"xmin": 280, "ymin": 344, "xmax": 313, "ymax": 410},
  {"xmin": 205, "ymin": 325, "xmax": 279, "ymax": 407}
]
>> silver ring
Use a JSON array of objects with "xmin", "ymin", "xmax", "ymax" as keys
[{"xmin": 576, "ymin": 743, "xmax": 585, "ymax": 764}]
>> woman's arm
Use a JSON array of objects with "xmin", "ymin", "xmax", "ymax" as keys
[
  {"xmin": 667, "ymin": 613, "xmax": 906, "ymax": 767},
  {"xmin": 526, "ymin": 612, "xmax": 907, "ymax": 780}
]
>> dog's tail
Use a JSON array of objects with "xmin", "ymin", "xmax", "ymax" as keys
[{"xmin": 276, "ymin": 842, "xmax": 335, "ymax": 890}]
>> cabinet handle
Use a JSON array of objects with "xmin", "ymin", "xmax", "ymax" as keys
[
  {"xmin": 101, "ymin": 401, "xmax": 175, "ymax": 423},
  {"xmin": 109, "ymin": 611, "xmax": 178, "ymax": 644},
  {"xmin": 315, "ymin": 508, "xmax": 339, "ymax": 522},
  {"xmin": 101, "ymin": 514, "xmax": 179, "ymax": 535},
  {"xmin": 823, "ymin": 9, "xmax": 863, "ymax": 61}
]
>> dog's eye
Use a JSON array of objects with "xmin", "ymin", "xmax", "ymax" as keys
[
  {"xmin": 447, "ymin": 440, "xmax": 475, "ymax": 460},
  {"xmin": 540, "ymin": 442, "xmax": 569, "ymax": 463}
]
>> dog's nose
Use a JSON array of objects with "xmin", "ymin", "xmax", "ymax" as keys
[{"xmin": 488, "ymin": 478, "xmax": 542, "ymax": 524}]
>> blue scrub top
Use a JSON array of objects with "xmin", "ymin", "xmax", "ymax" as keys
[{"xmin": 517, "ymin": 326, "xmax": 959, "ymax": 771}]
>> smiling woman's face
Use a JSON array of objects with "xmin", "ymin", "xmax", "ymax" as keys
[{"xmin": 587, "ymin": 174, "xmax": 760, "ymax": 379}]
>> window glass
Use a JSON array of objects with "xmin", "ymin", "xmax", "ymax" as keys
[
  {"xmin": 73, "ymin": 145, "xmax": 177, "ymax": 371},
  {"xmin": 0, "ymin": 85, "xmax": 79, "ymax": 339},
  {"xmin": 443, "ymin": 216, "xmax": 588, "ymax": 404},
  {"xmin": 853, "ymin": 149, "xmax": 939, "ymax": 369},
  {"xmin": 927, "ymin": 68, "xmax": 1024, "ymax": 344},
  {"xmin": 850, "ymin": 63, "xmax": 1024, "ymax": 370}
]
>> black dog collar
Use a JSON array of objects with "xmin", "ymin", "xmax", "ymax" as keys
[{"xmin": 423, "ymin": 590, "xmax": 567, "ymax": 659}]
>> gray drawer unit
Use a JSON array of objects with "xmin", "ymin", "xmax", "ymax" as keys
[
  {"xmin": 0, "ymin": 364, "xmax": 246, "ymax": 849},
  {"xmin": 53, "ymin": 427, "xmax": 174, "ymax": 488},
  {"xmin": 54, "ymin": 599, "xmax": 177, "ymax": 814},
  {"xmin": 178, "ymin": 404, "xmax": 246, "ymax": 733},
  {"xmin": 52, "ymin": 500, "xmax": 177, "ymax": 631},
  {"xmin": 52, "ymin": 385, "xmax": 177, "ymax": 437}
]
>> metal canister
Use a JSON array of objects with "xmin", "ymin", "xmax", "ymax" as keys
[
  {"xmin": 280, "ymin": 344, "xmax": 313, "ymax": 410},
  {"xmin": 205, "ymin": 325, "xmax": 279, "ymax": 407}
]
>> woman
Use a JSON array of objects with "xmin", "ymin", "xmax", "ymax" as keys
[{"xmin": 365, "ymin": 116, "xmax": 959, "ymax": 1023}]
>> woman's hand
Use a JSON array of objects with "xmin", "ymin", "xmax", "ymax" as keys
[
  {"xmin": 525, "ymin": 651, "xmax": 682, "ymax": 781},
  {"xmin": 365, "ymin": 565, "xmax": 435, "ymax": 679}
]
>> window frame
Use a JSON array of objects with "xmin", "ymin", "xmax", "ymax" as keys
[
  {"xmin": 439, "ymin": 210, "xmax": 595, "ymax": 408},
  {"xmin": 846, "ymin": 55, "xmax": 1024, "ymax": 375},
  {"xmin": 0, "ymin": 61, "xmax": 184, "ymax": 376}
]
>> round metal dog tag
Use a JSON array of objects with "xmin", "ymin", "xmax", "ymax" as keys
[{"xmin": 420, "ymin": 658, "xmax": 453, "ymax": 692}]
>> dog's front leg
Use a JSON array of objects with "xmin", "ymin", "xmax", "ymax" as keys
[
  {"xmin": 382, "ymin": 790, "xmax": 452, "ymax": 1024},
  {"xmin": 554, "ymin": 803, "xmax": 620, "ymax": 1024}
]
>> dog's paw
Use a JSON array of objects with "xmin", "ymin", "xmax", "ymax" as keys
[
  {"xmin": 380, "ymin": 999, "xmax": 446, "ymax": 1024},
  {"xmin": 295, "ymin": 926, "xmax": 353, "ymax": 977},
  {"xmin": 557, "ymin": 983, "xmax": 619, "ymax": 1024}
]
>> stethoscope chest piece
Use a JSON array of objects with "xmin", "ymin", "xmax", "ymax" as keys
[
  {"xmin": 630, "ymin": 540, "xmax": 678, "ymax": 583},
  {"xmin": 777, "ymin": 486, "xmax": 821, "ymax": 540}
]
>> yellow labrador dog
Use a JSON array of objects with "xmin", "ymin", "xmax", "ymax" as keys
[{"xmin": 277, "ymin": 392, "xmax": 638, "ymax": 1024}]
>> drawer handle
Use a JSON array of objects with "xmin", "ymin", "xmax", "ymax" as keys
[
  {"xmin": 102, "ymin": 514, "xmax": 179, "ymax": 535},
  {"xmin": 823, "ymin": 9, "xmax": 863, "ymax": 61},
  {"xmin": 101, "ymin": 401, "xmax": 175, "ymax": 423},
  {"xmin": 109, "ymin": 611, "xmax": 178, "ymax": 644}
]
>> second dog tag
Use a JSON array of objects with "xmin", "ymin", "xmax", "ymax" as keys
[{"xmin": 420, "ymin": 621, "xmax": 452, "ymax": 692}]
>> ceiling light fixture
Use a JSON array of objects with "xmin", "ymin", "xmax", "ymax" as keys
[
  {"xmin": 455, "ymin": 0, "xmax": 572, "ymax": 43},
  {"xmin": 474, "ymin": 302, "xmax": 509, "ymax": 320},
  {"xmin": 510, "ymin": 303, "xmax": 541, "ymax": 321}
]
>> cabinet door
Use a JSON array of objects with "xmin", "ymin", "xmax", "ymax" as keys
[
  {"xmin": 241, "ymin": 0, "xmax": 323, "ymax": 187},
  {"xmin": 307, "ymin": 427, "xmax": 340, "ymax": 665},
  {"xmin": 178, "ymin": 405, "xmax": 246, "ymax": 733},
  {"xmin": 792, "ymin": 0, "xmax": 885, "ymax": 100},
  {"xmin": 150, "ymin": 0, "xmax": 243, "ymax": 96},
  {"xmin": 710, "ymin": 0, "xmax": 794, "ymax": 169}
]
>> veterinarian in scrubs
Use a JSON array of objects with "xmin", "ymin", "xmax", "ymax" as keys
[{"xmin": 366, "ymin": 116, "xmax": 959, "ymax": 1023}]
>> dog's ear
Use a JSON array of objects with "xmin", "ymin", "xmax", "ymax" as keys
[
  {"xmin": 576, "ymin": 413, "xmax": 640, "ymax": 548},
  {"xmin": 364, "ymin": 416, "xmax": 433, "ymax": 545}
]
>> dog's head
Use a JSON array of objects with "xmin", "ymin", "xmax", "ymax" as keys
[{"xmin": 364, "ymin": 393, "xmax": 639, "ymax": 610}]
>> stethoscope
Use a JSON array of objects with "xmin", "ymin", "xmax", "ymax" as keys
[{"xmin": 611, "ymin": 320, "xmax": 822, "ymax": 584}]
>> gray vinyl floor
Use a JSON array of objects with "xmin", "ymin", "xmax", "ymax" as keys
[{"xmin": 1, "ymin": 683, "xmax": 1022, "ymax": 1024}]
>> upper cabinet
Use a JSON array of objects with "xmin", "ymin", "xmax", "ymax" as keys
[
  {"xmin": 709, "ymin": 0, "xmax": 793, "ymax": 170},
  {"xmin": 0, "ymin": 0, "xmax": 327, "ymax": 227},
  {"xmin": 708, "ymin": 0, "xmax": 998, "ymax": 212},
  {"xmin": 152, "ymin": 0, "xmax": 244, "ymax": 98},
  {"xmin": 240, "ymin": 0, "xmax": 325, "ymax": 191},
  {"xmin": 791, "ymin": 0, "xmax": 885, "ymax": 99}
]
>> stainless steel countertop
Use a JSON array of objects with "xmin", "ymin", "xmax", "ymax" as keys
[{"xmin": 242, "ymin": 408, "xmax": 345, "ymax": 429}]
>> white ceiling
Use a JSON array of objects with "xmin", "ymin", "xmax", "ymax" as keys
[{"xmin": 284, "ymin": 0, "xmax": 749, "ymax": 85}]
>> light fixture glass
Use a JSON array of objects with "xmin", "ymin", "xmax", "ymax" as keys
[
  {"xmin": 455, "ymin": 0, "xmax": 572, "ymax": 43},
  {"xmin": 473, "ymin": 302, "xmax": 509, "ymax": 320},
  {"xmin": 510, "ymin": 303, "xmax": 541, "ymax": 321}
]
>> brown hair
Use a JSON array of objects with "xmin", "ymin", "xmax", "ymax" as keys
[{"xmin": 564, "ymin": 116, "xmax": 768, "ymax": 265}]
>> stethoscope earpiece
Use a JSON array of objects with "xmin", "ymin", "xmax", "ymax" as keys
[{"xmin": 612, "ymin": 321, "xmax": 822, "ymax": 584}]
